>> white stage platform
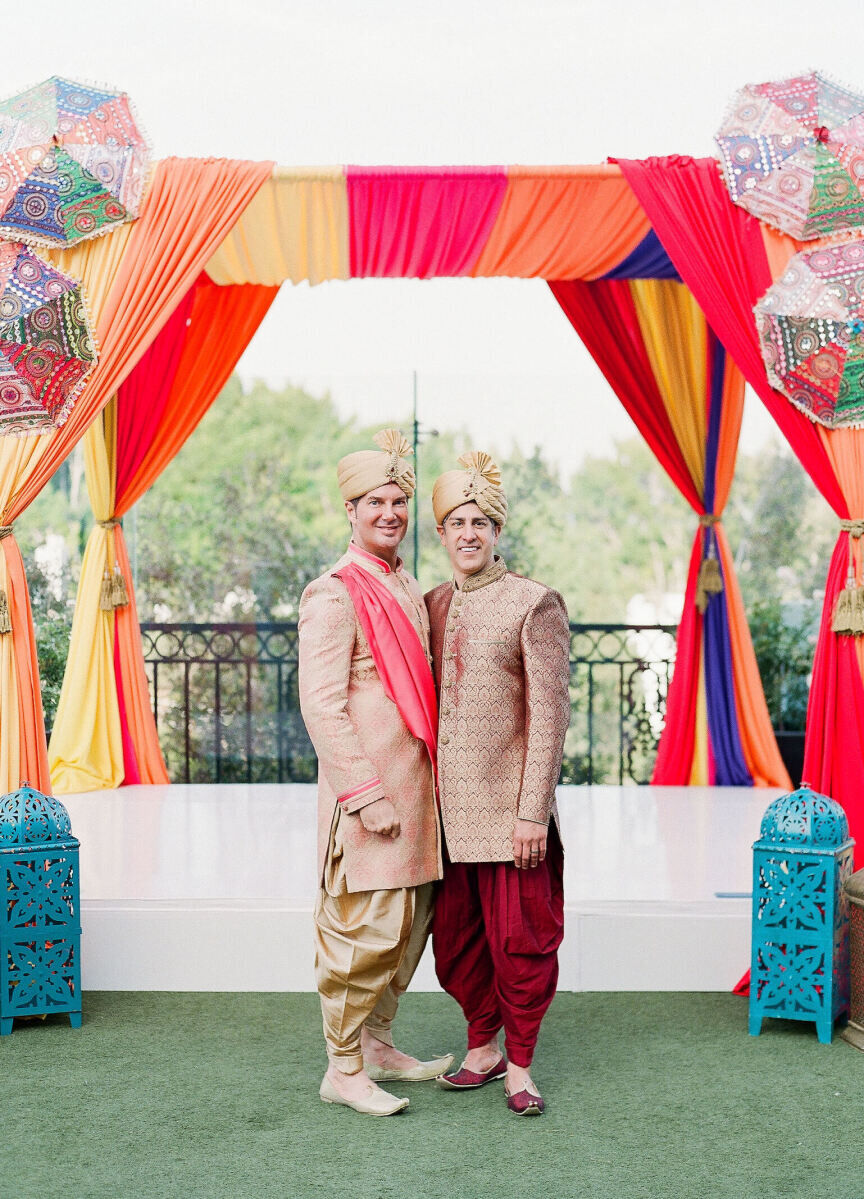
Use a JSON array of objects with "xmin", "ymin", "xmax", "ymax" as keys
[{"xmin": 61, "ymin": 783, "xmax": 782, "ymax": 992}]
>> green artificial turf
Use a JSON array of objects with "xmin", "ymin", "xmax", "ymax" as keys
[{"xmin": 0, "ymin": 992, "xmax": 860, "ymax": 1199}]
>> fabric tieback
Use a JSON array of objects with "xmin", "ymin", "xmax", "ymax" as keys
[
  {"xmin": 695, "ymin": 514, "xmax": 723, "ymax": 614},
  {"xmin": 0, "ymin": 525, "xmax": 12, "ymax": 634},
  {"xmin": 97, "ymin": 518, "xmax": 129, "ymax": 611},
  {"xmin": 832, "ymin": 520, "xmax": 864, "ymax": 636}
]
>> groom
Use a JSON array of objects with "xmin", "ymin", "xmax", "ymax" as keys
[
  {"xmin": 426, "ymin": 451, "xmax": 571, "ymax": 1116},
  {"xmin": 299, "ymin": 429, "xmax": 450, "ymax": 1117}
]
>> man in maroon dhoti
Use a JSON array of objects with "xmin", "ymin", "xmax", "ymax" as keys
[{"xmin": 425, "ymin": 452, "xmax": 571, "ymax": 1116}]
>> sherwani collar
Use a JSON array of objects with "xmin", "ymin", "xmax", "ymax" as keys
[
  {"xmin": 347, "ymin": 540, "xmax": 404, "ymax": 577},
  {"xmin": 455, "ymin": 556, "xmax": 507, "ymax": 593}
]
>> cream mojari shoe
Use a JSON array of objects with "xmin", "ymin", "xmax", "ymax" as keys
[
  {"xmin": 366, "ymin": 1053, "xmax": 454, "ymax": 1083},
  {"xmin": 319, "ymin": 1074, "xmax": 409, "ymax": 1116}
]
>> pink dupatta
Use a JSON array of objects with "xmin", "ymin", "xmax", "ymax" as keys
[{"xmin": 332, "ymin": 562, "xmax": 438, "ymax": 773}]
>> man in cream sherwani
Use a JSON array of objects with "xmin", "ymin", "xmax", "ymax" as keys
[
  {"xmin": 298, "ymin": 429, "xmax": 450, "ymax": 1117},
  {"xmin": 426, "ymin": 452, "xmax": 571, "ymax": 1117}
]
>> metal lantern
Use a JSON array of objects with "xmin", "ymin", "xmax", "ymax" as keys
[
  {"xmin": 0, "ymin": 783, "xmax": 81, "ymax": 1034},
  {"xmin": 749, "ymin": 786, "xmax": 853, "ymax": 1044},
  {"xmin": 841, "ymin": 868, "xmax": 864, "ymax": 1050}
]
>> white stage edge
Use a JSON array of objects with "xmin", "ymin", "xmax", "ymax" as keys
[{"xmin": 61, "ymin": 783, "xmax": 782, "ymax": 992}]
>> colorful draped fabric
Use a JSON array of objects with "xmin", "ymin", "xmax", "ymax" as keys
[
  {"xmin": 620, "ymin": 155, "xmax": 864, "ymax": 850},
  {"xmin": 49, "ymin": 274, "xmax": 277, "ymax": 793},
  {"xmin": 204, "ymin": 165, "xmax": 651, "ymax": 285},
  {"xmin": 0, "ymin": 157, "xmax": 272, "ymax": 794},
  {"xmin": 0, "ymin": 159, "xmax": 793, "ymax": 800},
  {"xmin": 551, "ymin": 278, "xmax": 789, "ymax": 788}
]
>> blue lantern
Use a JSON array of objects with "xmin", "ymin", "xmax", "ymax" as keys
[
  {"xmin": 0, "ymin": 783, "xmax": 81, "ymax": 1034},
  {"xmin": 749, "ymin": 786, "xmax": 854, "ymax": 1044}
]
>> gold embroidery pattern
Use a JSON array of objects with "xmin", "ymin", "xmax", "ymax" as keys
[{"xmin": 426, "ymin": 571, "xmax": 571, "ymax": 863}]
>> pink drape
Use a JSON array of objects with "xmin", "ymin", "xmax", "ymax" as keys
[{"xmin": 347, "ymin": 167, "xmax": 508, "ymax": 277}]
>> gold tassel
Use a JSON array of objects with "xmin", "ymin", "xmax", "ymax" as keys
[
  {"xmin": 851, "ymin": 585, "xmax": 864, "ymax": 635},
  {"xmin": 0, "ymin": 588, "xmax": 11, "ymax": 634},
  {"xmin": 833, "ymin": 580, "xmax": 864, "ymax": 635},
  {"xmin": 695, "ymin": 555, "xmax": 724, "ymax": 614},
  {"xmin": 111, "ymin": 564, "xmax": 128, "ymax": 608},
  {"xmin": 99, "ymin": 568, "xmax": 114, "ymax": 612}
]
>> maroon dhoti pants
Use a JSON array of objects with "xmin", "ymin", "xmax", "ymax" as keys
[{"xmin": 432, "ymin": 827, "xmax": 564, "ymax": 1069}]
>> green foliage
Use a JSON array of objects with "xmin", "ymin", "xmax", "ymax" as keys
[
  {"xmin": 12, "ymin": 376, "xmax": 837, "ymax": 753},
  {"xmin": 746, "ymin": 598, "xmax": 815, "ymax": 732}
]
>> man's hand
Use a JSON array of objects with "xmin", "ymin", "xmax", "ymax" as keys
[
  {"xmin": 359, "ymin": 797, "xmax": 401, "ymax": 838},
  {"xmin": 513, "ymin": 818, "xmax": 547, "ymax": 868}
]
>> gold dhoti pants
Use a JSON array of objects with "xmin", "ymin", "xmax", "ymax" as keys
[{"xmin": 314, "ymin": 815, "xmax": 433, "ymax": 1073}]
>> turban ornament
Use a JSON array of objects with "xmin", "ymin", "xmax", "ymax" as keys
[
  {"xmin": 433, "ymin": 450, "xmax": 508, "ymax": 527},
  {"xmin": 336, "ymin": 428, "xmax": 416, "ymax": 500}
]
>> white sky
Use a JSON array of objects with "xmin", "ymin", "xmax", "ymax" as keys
[{"xmin": 35, "ymin": 0, "xmax": 864, "ymax": 475}]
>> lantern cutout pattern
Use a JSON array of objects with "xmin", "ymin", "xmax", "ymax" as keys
[
  {"xmin": 749, "ymin": 786, "xmax": 853, "ymax": 1043},
  {"xmin": 0, "ymin": 783, "xmax": 81, "ymax": 1034}
]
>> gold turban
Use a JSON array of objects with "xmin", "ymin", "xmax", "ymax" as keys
[
  {"xmin": 336, "ymin": 429, "xmax": 416, "ymax": 501},
  {"xmin": 432, "ymin": 451, "xmax": 508, "ymax": 527}
]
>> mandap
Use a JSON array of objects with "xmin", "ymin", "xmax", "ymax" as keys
[{"xmin": 2, "ymin": 156, "xmax": 860, "ymax": 851}]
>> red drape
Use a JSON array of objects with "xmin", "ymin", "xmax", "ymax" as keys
[{"xmin": 619, "ymin": 155, "xmax": 864, "ymax": 849}]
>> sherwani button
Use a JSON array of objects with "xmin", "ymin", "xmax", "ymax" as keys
[{"xmin": 440, "ymin": 734, "xmax": 449, "ymax": 744}]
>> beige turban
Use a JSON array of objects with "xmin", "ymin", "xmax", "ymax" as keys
[
  {"xmin": 336, "ymin": 429, "xmax": 416, "ymax": 501},
  {"xmin": 432, "ymin": 451, "xmax": 508, "ymax": 527}
]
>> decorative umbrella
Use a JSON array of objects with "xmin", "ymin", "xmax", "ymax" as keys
[
  {"xmin": 716, "ymin": 71, "xmax": 864, "ymax": 239},
  {"xmin": 755, "ymin": 238, "xmax": 864, "ymax": 427},
  {"xmin": 0, "ymin": 241, "xmax": 97, "ymax": 434},
  {"xmin": 0, "ymin": 76, "xmax": 149, "ymax": 248}
]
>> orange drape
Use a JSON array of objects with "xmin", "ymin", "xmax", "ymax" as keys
[
  {"xmin": 120, "ymin": 280, "xmax": 278, "ymax": 512},
  {"xmin": 472, "ymin": 166, "xmax": 649, "ymax": 280},
  {"xmin": 2, "ymin": 157, "xmax": 273, "ymax": 792},
  {"xmin": 112, "ymin": 279, "xmax": 278, "ymax": 782}
]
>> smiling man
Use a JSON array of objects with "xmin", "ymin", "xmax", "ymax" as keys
[
  {"xmin": 425, "ymin": 452, "xmax": 571, "ymax": 1116},
  {"xmin": 298, "ymin": 429, "xmax": 450, "ymax": 1117}
]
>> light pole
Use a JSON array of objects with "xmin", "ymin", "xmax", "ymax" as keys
[{"xmin": 411, "ymin": 369, "xmax": 437, "ymax": 579}]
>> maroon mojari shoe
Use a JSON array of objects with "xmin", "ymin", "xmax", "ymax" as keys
[
  {"xmin": 437, "ymin": 1056, "xmax": 508, "ymax": 1089},
  {"xmin": 505, "ymin": 1086, "xmax": 545, "ymax": 1116}
]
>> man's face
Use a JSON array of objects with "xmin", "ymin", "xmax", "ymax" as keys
[
  {"xmin": 346, "ymin": 483, "xmax": 409, "ymax": 557},
  {"xmin": 437, "ymin": 502, "xmax": 500, "ymax": 576}
]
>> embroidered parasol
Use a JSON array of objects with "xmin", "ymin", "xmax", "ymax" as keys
[
  {"xmin": 0, "ymin": 76, "xmax": 149, "ymax": 248},
  {"xmin": 0, "ymin": 242, "xmax": 97, "ymax": 435},
  {"xmin": 755, "ymin": 238, "xmax": 864, "ymax": 427},
  {"xmin": 716, "ymin": 71, "xmax": 864, "ymax": 239}
]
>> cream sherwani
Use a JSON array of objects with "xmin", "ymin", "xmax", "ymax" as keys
[{"xmin": 298, "ymin": 541, "xmax": 442, "ymax": 1070}]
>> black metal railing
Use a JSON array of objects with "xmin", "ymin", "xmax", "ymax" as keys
[{"xmin": 139, "ymin": 621, "xmax": 677, "ymax": 786}]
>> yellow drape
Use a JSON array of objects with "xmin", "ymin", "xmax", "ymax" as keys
[
  {"xmin": 49, "ymin": 405, "xmax": 124, "ymax": 792},
  {"xmin": 689, "ymin": 648, "xmax": 709, "ymax": 786},
  {"xmin": 630, "ymin": 279, "xmax": 708, "ymax": 496},
  {"xmin": 50, "ymin": 402, "xmax": 124, "ymax": 796},
  {"xmin": 205, "ymin": 168, "xmax": 349, "ymax": 285}
]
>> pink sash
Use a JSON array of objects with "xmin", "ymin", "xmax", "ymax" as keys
[{"xmin": 332, "ymin": 562, "xmax": 438, "ymax": 773}]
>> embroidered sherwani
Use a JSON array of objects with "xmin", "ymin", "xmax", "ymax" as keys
[
  {"xmin": 425, "ymin": 557, "xmax": 571, "ymax": 861},
  {"xmin": 299, "ymin": 541, "xmax": 442, "ymax": 1071},
  {"xmin": 425, "ymin": 557, "xmax": 571, "ymax": 1068}
]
